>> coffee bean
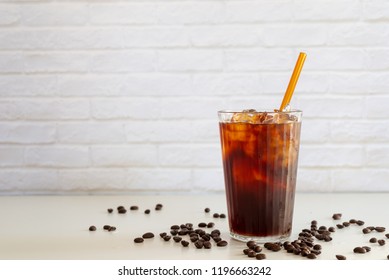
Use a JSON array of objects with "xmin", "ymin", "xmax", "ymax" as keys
[
  {"xmin": 247, "ymin": 251, "xmax": 256, "ymax": 258},
  {"xmin": 173, "ymin": 236, "xmax": 182, "ymax": 243},
  {"xmin": 204, "ymin": 241, "xmax": 212, "ymax": 249},
  {"xmin": 186, "ymin": 223, "xmax": 193, "ymax": 228},
  {"xmin": 170, "ymin": 225, "xmax": 180, "ymax": 230},
  {"xmin": 363, "ymin": 246, "xmax": 371, "ymax": 252},
  {"xmin": 130, "ymin": 206, "xmax": 138, "ymax": 211},
  {"xmin": 336, "ymin": 255, "xmax": 346, "ymax": 260},
  {"xmin": 155, "ymin": 204, "xmax": 163, "ymax": 210},
  {"xmin": 378, "ymin": 239, "xmax": 386, "ymax": 246},
  {"xmin": 103, "ymin": 225, "xmax": 110, "ymax": 230},
  {"xmin": 107, "ymin": 208, "xmax": 113, "ymax": 213},
  {"xmin": 217, "ymin": 240, "xmax": 228, "ymax": 247},
  {"xmin": 369, "ymin": 237, "xmax": 377, "ymax": 243},
  {"xmin": 386, "ymin": 233, "xmax": 389, "ymax": 239},
  {"xmin": 190, "ymin": 236, "xmax": 199, "ymax": 242},
  {"xmin": 207, "ymin": 222, "xmax": 215, "ymax": 228},
  {"xmin": 170, "ymin": 230, "xmax": 178, "ymax": 236},
  {"xmin": 142, "ymin": 232, "xmax": 154, "ymax": 239},
  {"xmin": 160, "ymin": 232, "xmax": 167, "ymax": 238},
  {"xmin": 204, "ymin": 207, "xmax": 210, "ymax": 213},
  {"xmin": 134, "ymin": 237, "xmax": 144, "ymax": 243},
  {"xmin": 342, "ymin": 222, "xmax": 350, "ymax": 227},
  {"xmin": 163, "ymin": 235, "xmax": 171, "ymax": 241},
  {"xmin": 118, "ymin": 208, "xmax": 127, "ymax": 214},
  {"xmin": 356, "ymin": 220, "xmax": 365, "ymax": 226},
  {"xmin": 144, "ymin": 209, "xmax": 150, "ymax": 214},
  {"xmin": 117, "ymin": 206, "xmax": 125, "ymax": 210},
  {"xmin": 253, "ymin": 245, "xmax": 262, "ymax": 253},
  {"xmin": 328, "ymin": 227, "xmax": 335, "ymax": 233},
  {"xmin": 313, "ymin": 244, "xmax": 322, "ymax": 250},
  {"xmin": 332, "ymin": 213, "xmax": 342, "ymax": 220},
  {"xmin": 211, "ymin": 229, "xmax": 220, "ymax": 236},
  {"xmin": 336, "ymin": 224, "xmax": 344, "ymax": 229},
  {"xmin": 198, "ymin": 222, "xmax": 207, "ymax": 228},
  {"xmin": 213, "ymin": 237, "xmax": 222, "ymax": 242},
  {"xmin": 353, "ymin": 247, "xmax": 366, "ymax": 254},
  {"xmin": 181, "ymin": 240, "xmax": 189, "ymax": 247},
  {"xmin": 311, "ymin": 220, "xmax": 318, "ymax": 225},
  {"xmin": 195, "ymin": 240, "xmax": 204, "ymax": 249},
  {"xmin": 363, "ymin": 228, "xmax": 371, "ymax": 234},
  {"xmin": 387, "ymin": 255, "xmax": 389, "ymax": 260},
  {"xmin": 256, "ymin": 253, "xmax": 266, "ymax": 260},
  {"xmin": 89, "ymin": 225, "xmax": 96, "ymax": 231},
  {"xmin": 246, "ymin": 240, "xmax": 256, "ymax": 248},
  {"xmin": 349, "ymin": 219, "xmax": 357, "ymax": 224},
  {"xmin": 219, "ymin": 213, "xmax": 226, "ymax": 218},
  {"xmin": 213, "ymin": 213, "xmax": 220, "ymax": 218},
  {"xmin": 178, "ymin": 229, "xmax": 188, "ymax": 236},
  {"xmin": 108, "ymin": 226, "xmax": 116, "ymax": 232},
  {"xmin": 243, "ymin": 248, "xmax": 251, "ymax": 255},
  {"xmin": 375, "ymin": 227, "xmax": 386, "ymax": 233},
  {"xmin": 307, "ymin": 253, "xmax": 317, "ymax": 259}
]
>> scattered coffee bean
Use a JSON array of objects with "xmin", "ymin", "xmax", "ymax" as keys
[
  {"xmin": 163, "ymin": 235, "xmax": 171, "ymax": 241},
  {"xmin": 204, "ymin": 207, "xmax": 210, "ymax": 213},
  {"xmin": 375, "ymin": 227, "xmax": 386, "ymax": 233},
  {"xmin": 130, "ymin": 206, "xmax": 138, "ymax": 211},
  {"xmin": 195, "ymin": 240, "xmax": 204, "ymax": 249},
  {"xmin": 108, "ymin": 226, "xmax": 116, "ymax": 232},
  {"xmin": 89, "ymin": 225, "xmax": 96, "ymax": 231},
  {"xmin": 160, "ymin": 232, "xmax": 167, "ymax": 238},
  {"xmin": 173, "ymin": 236, "xmax": 182, "ymax": 243},
  {"xmin": 107, "ymin": 208, "xmax": 113, "ymax": 213},
  {"xmin": 313, "ymin": 244, "xmax": 322, "ymax": 250},
  {"xmin": 213, "ymin": 213, "xmax": 220, "ymax": 218},
  {"xmin": 134, "ymin": 237, "xmax": 144, "ymax": 243},
  {"xmin": 378, "ymin": 239, "xmax": 386, "ymax": 246},
  {"xmin": 219, "ymin": 213, "xmax": 226, "ymax": 218},
  {"xmin": 117, "ymin": 206, "xmax": 125, "ymax": 211},
  {"xmin": 363, "ymin": 228, "xmax": 371, "ymax": 234},
  {"xmin": 243, "ymin": 248, "xmax": 251, "ymax": 255},
  {"xmin": 190, "ymin": 236, "xmax": 199, "ymax": 242},
  {"xmin": 118, "ymin": 208, "xmax": 127, "ymax": 214},
  {"xmin": 328, "ymin": 227, "xmax": 335, "ymax": 232},
  {"xmin": 144, "ymin": 209, "xmax": 150, "ymax": 214},
  {"xmin": 217, "ymin": 240, "xmax": 228, "ymax": 247},
  {"xmin": 246, "ymin": 240, "xmax": 256, "ymax": 248},
  {"xmin": 198, "ymin": 222, "xmax": 207, "ymax": 228},
  {"xmin": 356, "ymin": 220, "xmax": 365, "ymax": 226},
  {"xmin": 307, "ymin": 253, "xmax": 317, "ymax": 259},
  {"xmin": 103, "ymin": 225, "xmax": 111, "ymax": 230},
  {"xmin": 207, "ymin": 222, "xmax": 215, "ymax": 228},
  {"xmin": 336, "ymin": 224, "xmax": 344, "ymax": 229},
  {"xmin": 353, "ymin": 247, "xmax": 366, "ymax": 254},
  {"xmin": 386, "ymin": 233, "xmax": 389, "ymax": 239},
  {"xmin": 256, "ymin": 253, "xmax": 266, "ymax": 260},
  {"xmin": 204, "ymin": 241, "xmax": 212, "ymax": 249},
  {"xmin": 155, "ymin": 204, "xmax": 163, "ymax": 210},
  {"xmin": 342, "ymin": 222, "xmax": 350, "ymax": 227},
  {"xmin": 369, "ymin": 237, "xmax": 377, "ymax": 243},
  {"xmin": 142, "ymin": 232, "xmax": 154, "ymax": 239},
  {"xmin": 332, "ymin": 213, "xmax": 342, "ymax": 220},
  {"xmin": 181, "ymin": 240, "xmax": 189, "ymax": 247},
  {"xmin": 247, "ymin": 251, "xmax": 256, "ymax": 258},
  {"xmin": 336, "ymin": 255, "xmax": 346, "ymax": 260},
  {"xmin": 349, "ymin": 219, "xmax": 357, "ymax": 224},
  {"xmin": 363, "ymin": 246, "xmax": 371, "ymax": 252},
  {"xmin": 170, "ymin": 230, "xmax": 178, "ymax": 236},
  {"xmin": 253, "ymin": 245, "xmax": 262, "ymax": 253}
]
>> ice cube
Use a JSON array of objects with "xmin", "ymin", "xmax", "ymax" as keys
[{"xmin": 231, "ymin": 109, "xmax": 260, "ymax": 123}]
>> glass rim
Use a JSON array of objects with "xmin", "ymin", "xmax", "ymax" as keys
[{"xmin": 218, "ymin": 109, "xmax": 302, "ymax": 115}]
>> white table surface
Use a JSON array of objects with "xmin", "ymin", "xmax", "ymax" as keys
[{"xmin": 0, "ymin": 193, "xmax": 388, "ymax": 260}]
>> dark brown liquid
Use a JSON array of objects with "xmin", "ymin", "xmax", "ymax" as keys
[{"xmin": 219, "ymin": 121, "xmax": 301, "ymax": 238}]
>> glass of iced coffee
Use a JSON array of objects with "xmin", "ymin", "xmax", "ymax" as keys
[{"xmin": 218, "ymin": 109, "xmax": 302, "ymax": 243}]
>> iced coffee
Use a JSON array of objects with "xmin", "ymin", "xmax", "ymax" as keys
[{"xmin": 218, "ymin": 109, "xmax": 302, "ymax": 242}]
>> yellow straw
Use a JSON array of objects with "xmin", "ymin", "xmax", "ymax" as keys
[{"xmin": 279, "ymin": 52, "xmax": 307, "ymax": 111}]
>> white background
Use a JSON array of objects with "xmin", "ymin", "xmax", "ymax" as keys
[{"xmin": 1, "ymin": 0, "xmax": 389, "ymax": 194}]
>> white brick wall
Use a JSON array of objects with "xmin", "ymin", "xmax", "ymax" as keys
[{"xmin": 1, "ymin": 0, "xmax": 389, "ymax": 194}]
